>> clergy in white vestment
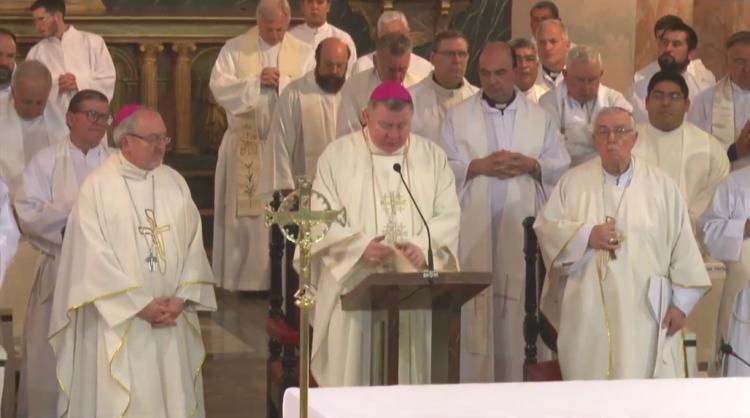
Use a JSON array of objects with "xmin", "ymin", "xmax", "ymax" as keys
[
  {"xmin": 337, "ymin": 32, "xmax": 422, "ymax": 137},
  {"xmin": 349, "ymin": 10, "xmax": 432, "ymax": 79},
  {"xmin": 0, "ymin": 60, "xmax": 68, "ymax": 188},
  {"xmin": 289, "ymin": 0, "xmax": 357, "ymax": 74},
  {"xmin": 633, "ymin": 14, "xmax": 715, "ymax": 88},
  {"xmin": 628, "ymin": 21, "xmax": 715, "ymax": 123},
  {"xmin": 27, "ymin": 0, "xmax": 115, "ymax": 114},
  {"xmin": 533, "ymin": 19, "xmax": 570, "ymax": 93},
  {"xmin": 699, "ymin": 166, "xmax": 750, "ymax": 377},
  {"xmin": 534, "ymin": 106, "xmax": 710, "ymax": 380},
  {"xmin": 409, "ymin": 30, "xmax": 477, "ymax": 142},
  {"xmin": 633, "ymin": 70, "xmax": 729, "ymax": 225},
  {"xmin": 689, "ymin": 31, "xmax": 750, "ymax": 168},
  {"xmin": 49, "ymin": 108, "xmax": 217, "ymax": 418},
  {"xmin": 0, "ymin": 180, "xmax": 19, "ymax": 285},
  {"xmin": 509, "ymin": 38, "xmax": 546, "ymax": 104},
  {"xmin": 0, "ymin": 28, "xmax": 17, "ymax": 104},
  {"xmin": 539, "ymin": 45, "xmax": 632, "ymax": 166},
  {"xmin": 14, "ymin": 90, "xmax": 113, "ymax": 418},
  {"xmin": 439, "ymin": 42, "xmax": 570, "ymax": 382},
  {"xmin": 210, "ymin": 0, "xmax": 314, "ymax": 291},
  {"xmin": 262, "ymin": 37, "xmax": 349, "ymax": 193},
  {"xmin": 310, "ymin": 81, "xmax": 460, "ymax": 387}
]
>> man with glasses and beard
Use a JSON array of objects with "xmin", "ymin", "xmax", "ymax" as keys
[
  {"xmin": 0, "ymin": 28, "xmax": 17, "ymax": 104},
  {"xmin": 629, "ymin": 21, "xmax": 715, "ymax": 122},
  {"xmin": 262, "ymin": 37, "xmax": 349, "ymax": 192}
]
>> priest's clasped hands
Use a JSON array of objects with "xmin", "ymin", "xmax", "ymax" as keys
[
  {"xmin": 58, "ymin": 73, "xmax": 78, "ymax": 93},
  {"xmin": 361, "ymin": 235, "xmax": 426, "ymax": 269},
  {"xmin": 137, "ymin": 297, "xmax": 185, "ymax": 328},
  {"xmin": 588, "ymin": 217, "xmax": 622, "ymax": 252},
  {"xmin": 469, "ymin": 150, "xmax": 537, "ymax": 179},
  {"xmin": 260, "ymin": 67, "xmax": 281, "ymax": 89}
]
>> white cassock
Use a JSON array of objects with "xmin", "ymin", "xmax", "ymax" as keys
[
  {"xmin": 700, "ymin": 166, "xmax": 750, "ymax": 376},
  {"xmin": 0, "ymin": 96, "xmax": 68, "ymax": 187},
  {"xmin": 534, "ymin": 156, "xmax": 710, "ymax": 379},
  {"xmin": 628, "ymin": 68, "xmax": 715, "ymax": 123},
  {"xmin": 350, "ymin": 51, "xmax": 432, "ymax": 79},
  {"xmin": 26, "ymin": 25, "xmax": 115, "ymax": 113},
  {"xmin": 0, "ymin": 179, "xmax": 19, "ymax": 285},
  {"xmin": 522, "ymin": 84, "xmax": 547, "ymax": 104},
  {"xmin": 539, "ymin": 83, "xmax": 632, "ymax": 166},
  {"xmin": 533, "ymin": 67, "xmax": 564, "ymax": 94},
  {"xmin": 309, "ymin": 130, "xmax": 460, "ymax": 387},
  {"xmin": 336, "ymin": 68, "xmax": 421, "ymax": 137},
  {"xmin": 633, "ymin": 121, "xmax": 730, "ymax": 224},
  {"xmin": 689, "ymin": 77, "xmax": 750, "ymax": 168},
  {"xmin": 634, "ymin": 59, "xmax": 716, "ymax": 87},
  {"xmin": 408, "ymin": 74, "xmax": 478, "ymax": 142},
  {"xmin": 49, "ymin": 153, "xmax": 217, "ymax": 418},
  {"xmin": 262, "ymin": 70, "xmax": 340, "ymax": 192},
  {"xmin": 14, "ymin": 137, "xmax": 112, "ymax": 418},
  {"xmin": 289, "ymin": 22, "xmax": 358, "ymax": 73},
  {"xmin": 439, "ymin": 91, "xmax": 571, "ymax": 382},
  {"xmin": 210, "ymin": 28, "xmax": 313, "ymax": 290}
]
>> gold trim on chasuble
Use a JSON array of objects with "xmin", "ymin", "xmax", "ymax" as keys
[
  {"xmin": 235, "ymin": 115, "xmax": 264, "ymax": 217},
  {"xmin": 138, "ymin": 208, "xmax": 171, "ymax": 275}
]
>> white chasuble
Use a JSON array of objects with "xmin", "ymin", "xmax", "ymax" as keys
[
  {"xmin": 439, "ymin": 92, "xmax": 570, "ymax": 382},
  {"xmin": 210, "ymin": 27, "xmax": 312, "ymax": 290},
  {"xmin": 535, "ymin": 157, "xmax": 711, "ymax": 380},
  {"xmin": 14, "ymin": 137, "xmax": 112, "ymax": 418},
  {"xmin": 49, "ymin": 153, "xmax": 216, "ymax": 418},
  {"xmin": 262, "ymin": 70, "xmax": 340, "ymax": 193},
  {"xmin": 26, "ymin": 25, "xmax": 116, "ymax": 113},
  {"xmin": 409, "ymin": 75, "xmax": 478, "ymax": 143},
  {"xmin": 308, "ymin": 130, "xmax": 459, "ymax": 387},
  {"xmin": 634, "ymin": 122, "xmax": 730, "ymax": 225},
  {"xmin": 0, "ymin": 180, "xmax": 19, "ymax": 285},
  {"xmin": 699, "ymin": 166, "xmax": 750, "ymax": 376},
  {"xmin": 539, "ymin": 83, "xmax": 632, "ymax": 167}
]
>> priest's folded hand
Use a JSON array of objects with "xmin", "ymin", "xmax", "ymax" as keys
[
  {"xmin": 588, "ymin": 220, "xmax": 621, "ymax": 251},
  {"xmin": 260, "ymin": 67, "xmax": 280, "ymax": 89},
  {"xmin": 395, "ymin": 242, "xmax": 425, "ymax": 269},
  {"xmin": 661, "ymin": 305, "xmax": 686, "ymax": 337},
  {"xmin": 58, "ymin": 73, "xmax": 78, "ymax": 92},
  {"xmin": 360, "ymin": 235, "xmax": 394, "ymax": 267}
]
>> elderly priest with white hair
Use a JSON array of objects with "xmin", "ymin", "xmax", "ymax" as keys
[
  {"xmin": 534, "ymin": 106, "xmax": 710, "ymax": 380},
  {"xmin": 309, "ymin": 81, "xmax": 460, "ymax": 387},
  {"xmin": 49, "ymin": 107, "xmax": 217, "ymax": 418},
  {"xmin": 210, "ymin": 0, "xmax": 313, "ymax": 292}
]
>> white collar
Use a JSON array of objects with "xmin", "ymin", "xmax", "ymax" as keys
[{"xmin": 601, "ymin": 157, "xmax": 635, "ymax": 187}]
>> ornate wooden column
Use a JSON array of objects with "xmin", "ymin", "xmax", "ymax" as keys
[
  {"xmin": 172, "ymin": 42, "xmax": 197, "ymax": 154},
  {"xmin": 139, "ymin": 42, "xmax": 163, "ymax": 109}
]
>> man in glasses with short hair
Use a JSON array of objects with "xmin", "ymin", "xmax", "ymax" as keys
[
  {"xmin": 13, "ymin": 88, "xmax": 113, "ymax": 418},
  {"xmin": 409, "ymin": 30, "xmax": 477, "ymax": 143},
  {"xmin": 633, "ymin": 70, "xmax": 729, "ymax": 227}
]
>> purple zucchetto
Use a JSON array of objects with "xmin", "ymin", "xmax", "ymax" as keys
[{"xmin": 369, "ymin": 81, "xmax": 412, "ymax": 103}]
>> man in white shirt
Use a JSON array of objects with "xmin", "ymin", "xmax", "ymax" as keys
[
  {"xmin": 27, "ymin": 0, "xmax": 116, "ymax": 113},
  {"xmin": 539, "ymin": 45, "xmax": 632, "ymax": 166},
  {"xmin": 0, "ymin": 28, "xmax": 16, "ymax": 104},
  {"xmin": 410, "ymin": 30, "xmax": 477, "ymax": 142},
  {"xmin": 629, "ymin": 21, "xmax": 715, "ymax": 122},
  {"xmin": 289, "ymin": 0, "xmax": 357, "ymax": 74},
  {"xmin": 534, "ymin": 19, "xmax": 570, "ymax": 94},
  {"xmin": 689, "ymin": 31, "xmax": 750, "ymax": 167},
  {"xmin": 15, "ymin": 89, "xmax": 113, "ymax": 418},
  {"xmin": 350, "ymin": 10, "xmax": 432, "ymax": 79},
  {"xmin": 509, "ymin": 38, "xmax": 546, "ymax": 103}
]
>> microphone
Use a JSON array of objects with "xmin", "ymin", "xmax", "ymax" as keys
[
  {"xmin": 720, "ymin": 342, "xmax": 750, "ymax": 369},
  {"xmin": 392, "ymin": 163, "xmax": 437, "ymax": 281}
]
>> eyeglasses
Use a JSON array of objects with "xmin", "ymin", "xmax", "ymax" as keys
[
  {"xmin": 74, "ymin": 110, "xmax": 112, "ymax": 124},
  {"xmin": 593, "ymin": 126, "xmax": 634, "ymax": 140},
  {"xmin": 127, "ymin": 132, "xmax": 172, "ymax": 145},
  {"xmin": 648, "ymin": 90, "xmax": 685, "ymax": 102},
  {"xmin": 435, "ymin": 50, "xmax": 469, "ymax": 59}
]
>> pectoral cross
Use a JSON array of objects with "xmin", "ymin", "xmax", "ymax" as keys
[{"xmin": 138, "ymin": 208, "xmax": 171, "ymax": 274}]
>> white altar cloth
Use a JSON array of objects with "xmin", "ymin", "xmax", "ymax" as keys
[{"xmin": 283, "ymin": 378, "xmax": 750, "ymax": 418}]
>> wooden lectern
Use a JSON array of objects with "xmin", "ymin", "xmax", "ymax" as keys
[{"xmin": 340, "ymin": 272, "xmax": 491, "ymax": 385}]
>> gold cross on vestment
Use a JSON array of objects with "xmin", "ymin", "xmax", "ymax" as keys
[
  {"xmin": 381, "ymin": 191, "xmax": 406, "ymax": 217},
  {"xmin": 138, "ymin": 208, "xmax": 171, "ymax": 275}
]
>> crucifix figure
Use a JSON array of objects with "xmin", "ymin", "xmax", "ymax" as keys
[
  {"xmin": 265, "ymin": 177, "xmax": 346, "ymax": 418},
  {"xmin": 138, "ymin": 208, "xmax": 171, "ymax": 274}
]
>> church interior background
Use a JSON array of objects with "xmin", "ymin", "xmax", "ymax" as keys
[{"xmin": 2, "ymin": 0, "xmax": 750, "ymax": 416}]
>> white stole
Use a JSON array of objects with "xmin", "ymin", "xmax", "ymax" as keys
[
  {"xmin": 299, "ymin": 76, "xmax": 339, "ymax": 177},
  {"xmin": 712, "ymin": 77, "xmax": 735, "ymax": 148},
  {"xmin": 454, "ymin": 94, "xmax": 545, "ymax": 354}
]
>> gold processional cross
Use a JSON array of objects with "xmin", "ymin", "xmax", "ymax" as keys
[
  {"xmin": 381, "ymin": 191, "xmax": 407, "ymax": 244},
  {"xmin": 265, "ymin": 177, "xmax": 346, "ymax": 418},
  {"xmin": 138, "ymin": 208, "xmax": 171, "ymax": 274}
]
